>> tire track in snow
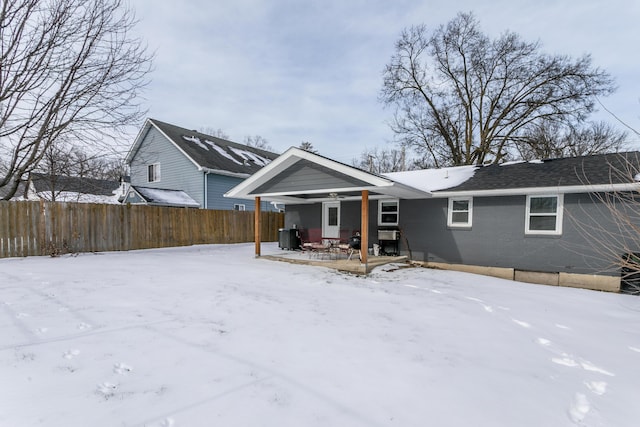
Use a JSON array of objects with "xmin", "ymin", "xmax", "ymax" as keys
[
  {"xmin": 141, "ymin": 324, "xmax": 389, "ymax": 427},
  {"xmin": 0, "ymin": 319, "xmax": 173, "ymax": 352}
]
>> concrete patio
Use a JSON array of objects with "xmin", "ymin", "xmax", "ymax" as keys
[{"xmin": 261, "ymin": 247, "xmax": 409, "ymax": 274}]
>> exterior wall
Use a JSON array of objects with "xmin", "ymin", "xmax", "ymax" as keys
[
  {"xmin": 285, "ymin": 200, "xmax": 377, "ymax": 242},
  {"xmin": 286, "ymin": 193, "xmax": 627, "ymax": 279},
  {"xmin": 252, "ymin": 160, "xmax": 368, "ymax": 194},
  {"xmin": 206, "ymin": 173, "xmax": 277, "ymax": 211},
  {"xmin": 129, "ymin": 126, "xmax": 204, "ymax": 206},
  {"xmin": 399, "ymin": 193, "xmax": 623, "ymax": 276},
  {"xmin": 124, "ymin": 190, "xmax": 145, "ymax": 204}
]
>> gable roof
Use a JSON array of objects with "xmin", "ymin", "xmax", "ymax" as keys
[
  {"xmin": 126, "ymin": 118, "xmax": 279, "ymax": 178},
  {"xmin": 227, "ymin": 149, "xmax": 640, "ymax": 203},
  {"xmin": 433, "ymin": 151, "xmax": 640, "ymax": 197},
  {"xmin": 225, "ymin": 147, "xmax": 431, "ymax": 203},
  {"xmin": 127, "ymin": 186, "xmax": 200, "ymax": 208}
]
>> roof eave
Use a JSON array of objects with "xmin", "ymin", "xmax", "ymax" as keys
[
  {"xmin": 433, "ymin": 183, "xmax": 640, "ymax": 198},
  {"xmin": 225, "ymin": 147, "xmax": 402, "ymax": 199},
  {"xmin": 202, "ymin": 168, "xmax": 251, "ymax": 179}
]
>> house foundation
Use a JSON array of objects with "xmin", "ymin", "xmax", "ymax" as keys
[{"xmin": 415, "ymin": 261, "xmax": 621, "ymax": 293}]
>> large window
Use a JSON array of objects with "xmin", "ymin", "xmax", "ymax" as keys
[
  {"xmin": 378, "ymin": 200, "xmax": 399, "ymax": 226},
  {"xmin": 147, "ymin": 163, "xmax": 160, "ymax": 183},
  {"xmin": 448, "ymin": 197, "xmax": 473, "ymax": 228},
  {"xmin": 526, "ymin": 195, "xmax": 563, "ymax": 235}
]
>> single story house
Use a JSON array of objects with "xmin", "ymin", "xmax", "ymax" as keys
[
  {"xmin": 124, "ymin": 118, "xmax": 281, "ymax": 211},
  {"xmin": 5, "ymin": 172, "xmax": 122, "ymax": 204},
  {"xmin": 226, "ymin": 147, "xmax": 640, "ymax": 292}
]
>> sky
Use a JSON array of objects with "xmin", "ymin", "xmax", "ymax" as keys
[
  {"xmin": 130, "ymin": 0, "xmax": 640, "ymax": 163},
  {"xmin": 2, "ymin": 242, "xmax": 640, "ymax": 426}
]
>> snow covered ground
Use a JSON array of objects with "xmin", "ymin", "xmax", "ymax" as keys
[{"xmin": 1, "ymin": 243, "xmax": 639, "ymax": 427}]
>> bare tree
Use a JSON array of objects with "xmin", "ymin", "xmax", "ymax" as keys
[
  {"xmin": 0, "ymin": 0, "xmax": 152, "ymax": 200},
  {"xmin": 567, "ymin": 154, "xmax": 640, "ymax": 294},
  {"xmin": 299, "ymin": 141, "xmax": 318, "ymax": 153},
  {"xmin": 244, "ymin": 135, "xmax": 275, "ymax": 152},
  {"xmin": 353, "ymin": 146, "xmax": 410, "ymax": 174},
  {"xmin": 381, "ymin": 12, "xmax": 616, "ymax": 167},
  {"xmin": 33, "ymin": 144, "xmax": 125, "ymax": 201},
  {"xmin": 516, "ymin": 120, "xmax": 628, "ymax": 160},
  {"xmin": 199, "ymin": 127, "xmax": 230, "ymax": 140}
]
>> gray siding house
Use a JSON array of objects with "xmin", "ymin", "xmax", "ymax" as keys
[
  {"xmin": 124, "ymin": 118, "xmax": 280, "ymax": 210},
  {"xmin": 226, "ymin": 147, "xmax": 640, "ymax": 292}
]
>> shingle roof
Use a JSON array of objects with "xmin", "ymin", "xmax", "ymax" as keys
[
  {"xmin": 131, "ymin": 185, "xmax": 199, "ymax": 207},
  {"xmin": 30, "ymin": 173, "xmax": 120, "ymax": 196},
  {"xmin": 439, "ymin": 152, "xmax": 640, "ymax": 193},
  {"xmin": 148, "ymin": 119, "xmax": 279, "ymax": 176}
]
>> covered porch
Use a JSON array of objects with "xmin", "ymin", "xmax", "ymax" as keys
[{"xmin": 225, "ymin": 147, "xmax": 429, "ymax": 274}]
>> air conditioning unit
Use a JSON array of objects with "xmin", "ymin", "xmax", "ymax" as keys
[{"xmin": 378, "ymin": 229, "xmax": 400, "ymax": 240}]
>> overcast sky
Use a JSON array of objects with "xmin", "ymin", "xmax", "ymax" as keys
[{"xmin": 131, "ymin": 0, "xmax": 640, "ymax": 163}]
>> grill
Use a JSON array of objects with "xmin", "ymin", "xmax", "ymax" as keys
[
  {"xmin": 377, "ymin": 229, "xmax": 400, "ymax": 256},
  {"xmin": 377, "ymin": 230, "xmax": 400, "ymax": 241}
]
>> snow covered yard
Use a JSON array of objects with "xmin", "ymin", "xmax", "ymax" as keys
[{"xmin": 1, "ymin": 243, "xmax": 639, "ymax": 427}]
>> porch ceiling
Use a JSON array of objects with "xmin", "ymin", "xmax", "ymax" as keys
[{"xmin": 225, "ymin": 147, "xmax": 431, "ymax": 204}]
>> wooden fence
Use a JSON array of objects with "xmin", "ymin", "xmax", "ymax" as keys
[{"xmin": 0, "ymin": 201, "xmax": 284, "ymax": 258}]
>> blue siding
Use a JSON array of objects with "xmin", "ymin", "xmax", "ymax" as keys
[
  {"xmin": 125, "ymin": 191, "xmax": 145, "ymax": 204},
  {"xmin": 207, "ymin": 173, "xmax": 278, "ymax": 211},
  {"xmin": 129, "ymin": 126, "xmax": 204, "ymax": 207}
]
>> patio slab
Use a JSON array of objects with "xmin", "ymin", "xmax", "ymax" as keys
[{"xmin": 261, "ymin": 249, "xmax": 408, "ymax": 274}]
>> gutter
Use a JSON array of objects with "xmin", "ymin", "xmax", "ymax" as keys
[
  {"xmin": 432, "ymin": 183, "xmax": 640, "ymax": 198},
  {"xmin": 199, "ymin": 167, "xmax": 251, "ymax": 179},
  {"xmin": 204, "ymin": 171, "xmax": 209, "ymax": 209}
]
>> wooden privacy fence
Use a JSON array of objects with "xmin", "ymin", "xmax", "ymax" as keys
[{"xmin": 0, "ymin": 201, "xmax": 284, "ymax": 258}]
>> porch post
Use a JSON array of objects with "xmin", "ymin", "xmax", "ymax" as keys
[
  {"xmin": 254, "ymin": 196, "xmax": 261, "ymax": 257},
  {"xmin": 361, "ymin": 190, "xmax": 369, "ymax": 265}
]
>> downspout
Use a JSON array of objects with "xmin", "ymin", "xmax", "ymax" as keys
[{"xmin": 204, "ymin": 171, "xmax": 209, "ymax": 209}]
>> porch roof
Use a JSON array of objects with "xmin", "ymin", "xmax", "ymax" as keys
[{"xmin": 224, "ymin": 147, "xmax": 432, "ymax": 203}]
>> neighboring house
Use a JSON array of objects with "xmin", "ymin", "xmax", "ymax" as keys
[
  {"xmin": 5, "ymin": 172, "xmax": 122, "ymax": 204},
  {"xmin": 124, "ymin": 118, "xmax": 281, "ymax": 211},
  {"xmin": 226, "ymin": 148, "xmax": 640, "ymax": 292},
  {"xmin": 123, "ymin": 186, "xmax": 200, "ymax": 208}
]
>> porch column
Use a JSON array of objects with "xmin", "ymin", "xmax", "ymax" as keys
[
  {"xmin": 254, "ymin": 196, "xmax": 261, "ymax": 257},
  {"xmin": 360, "ymin": 190, "xmax": 369, "ymax": 265}
]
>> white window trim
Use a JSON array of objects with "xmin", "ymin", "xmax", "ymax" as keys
[
  {"xmin": 447, "ymin": 197, "xmax": 473, "ymax": 228},
  {"xmin": 148, "ymin": 163, "xmax": 161, "ymax": 183},
  {"xmin": 378, "ymin": 199, "xmax": 399, "ymax": 226},
  {"xmin": 234, "ymin": 204, "xmax": 246, "ymax": 211},
  {"xmin": 525, "ymin": 194, "xmax": 563, "ymax": 235}
]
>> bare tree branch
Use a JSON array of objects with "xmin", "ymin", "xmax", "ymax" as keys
[
  {"xmin": 0, "ymin": 0, "xmax": 153, "ymax": 200},
  {"xmin": 380, "ymin": 12, "xmax": 617, "ymax": 167}
]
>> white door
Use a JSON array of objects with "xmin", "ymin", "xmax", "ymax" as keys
[{"xmin": 322, "ymin": 201, "xmax": 340, "ymax": 238}]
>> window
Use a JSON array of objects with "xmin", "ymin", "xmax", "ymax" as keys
[
  {"xmin": 234, "ymin": 204, "xmax": 246, "ymax": 211},
  {"xmin": 378, "ymin": 200, "xmax": 399, "ymax": 226},
  {"xmin": 526, "ymin": 195, "xmax": 563, "ymax": 235},
  {"xmin": 328, "ymin": 206, "xmax": 338, "ymax": 226},
  {"xmin": 448, "ymin": 197, "xmax": 473, "ymax": 228},
  {"xmin": 147, "ymin": 163, "xmax": 160, "ymax": 182}
]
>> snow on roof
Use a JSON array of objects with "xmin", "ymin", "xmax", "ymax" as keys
[
  {"xmin": 134, "ymin": 186, "xmax": 200, "ymax": 207},
  {"xmin": 36, "ymin": 191, "xmax": 121, "ymax": 204},
  {"xmin": 182, "ymin": 135, "xmax": 209, "ymax": 151},
  {"xmin": 228, "ymin": 147, "xmax": 272, "ymax": 167},
  {"xmin": 384, "ymin": 165, "xmax": 477, "ymax": 193},
  {"xmin": 207, "ymin": 140, "xmax": 243, "ymax": 165}
]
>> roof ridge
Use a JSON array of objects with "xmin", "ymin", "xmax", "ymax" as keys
[{"xmin": 147, "ymin": 118, "xmax": 278, "ymax": 157}]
